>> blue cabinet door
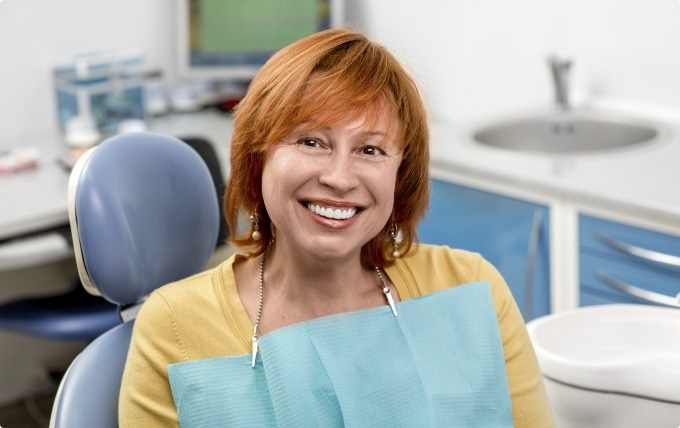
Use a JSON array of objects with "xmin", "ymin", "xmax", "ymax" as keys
[
  {"xmin": 579, "ymin": 214, "xmax": 680, "ymax": 307},
  {"xmin": 417, "ymin": 179, "xmax": 551, "ymax": 320}
]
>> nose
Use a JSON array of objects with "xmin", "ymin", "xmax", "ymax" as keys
[{"xmin": 318, "ymin": 152, "xmax": 358, "ymax": 194}]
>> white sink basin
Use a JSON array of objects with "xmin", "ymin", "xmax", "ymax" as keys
[
  {"xmin": 473, "ymin": 111, "xmax": 659, "ymax": 154},
  {"xmin": 527, "ymin": 304, "xmax": 680, "ymax": 402}
]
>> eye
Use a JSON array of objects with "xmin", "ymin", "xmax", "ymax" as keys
[
  {"xmin": 297, "ymin": 138, "xmax": 321, "ymax": 148},
  {"xmin": 360, "ymin": 146, "xmax": 386, "ymax": 156}
]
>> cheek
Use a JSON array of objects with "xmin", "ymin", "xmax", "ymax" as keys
[
  {"xmin": 380, "ymin": 182, "xmax": 397, "ymax": 215},
  {"xmin": 261, "ymin": 150, "xmax": 306, "ymax": 208},
  {"xmin": 378, "ymin": 159, "xmax": 401, "ymax": 199},
  {"xmin": 261, "ymin": 163, "xmax": 286, "ymax": 210},
  {"xmin": 369, "ymin": 163, "xmax": 400, "ymax": 217}
]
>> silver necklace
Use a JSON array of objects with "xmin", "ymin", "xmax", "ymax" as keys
[{"xmin": 251, "ymin": 253, "xmax": 398, "ymax": 368}]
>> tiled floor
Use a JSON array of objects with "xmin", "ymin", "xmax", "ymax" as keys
[{"xmin": 0, "ymin": 391, "xmax": 55, "ymax": 428}]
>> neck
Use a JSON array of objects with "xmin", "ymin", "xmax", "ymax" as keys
[
  {"xmin": 264, "ymin": 242, "xmax": 375, "ymax": 306},
  {"xmin": 242, "ymin": 236, "xmax": 398, "ymax": 336}
]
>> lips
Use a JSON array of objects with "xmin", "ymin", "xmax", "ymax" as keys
[{"xmin": 306, "ymin": 202, "xmax": 358, "ymax": 220}]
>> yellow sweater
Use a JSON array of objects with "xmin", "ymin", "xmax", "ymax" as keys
[{"xmin": 119, "ymin": 244, "xmax": 555, "ymax": 427}]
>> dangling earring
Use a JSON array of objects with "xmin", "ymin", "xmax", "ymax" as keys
[
  {"xmin": 250, "ymin": 211, "xmax": 262, "ymax": 241},
  {"xmin": 390, "ymin": 222, "xmax": 403, "ymax": 258}
]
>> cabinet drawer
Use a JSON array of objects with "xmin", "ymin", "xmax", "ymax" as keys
[
  {"xmin": 580, "ymin": 214, "xmax": 680, "ymax": 275},
  {"xmin": 580, "ymin": 252, "xmax": 680, "ymax": 307}
]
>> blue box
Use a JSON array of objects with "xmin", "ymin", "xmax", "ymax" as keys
[{"xmin": 54, "ymin": 52, "xmax": 146, "ymax": 133}]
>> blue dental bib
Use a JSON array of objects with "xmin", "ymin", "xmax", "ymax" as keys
[{"xmin": 168, "ymin": 281, "xmax": 513, "ymax": 427}]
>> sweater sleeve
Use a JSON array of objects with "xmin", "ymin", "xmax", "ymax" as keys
[
  {"xmin": 119, "ymin": 291, "xmax": 184, "ymax": 427},
  {"xmin": 475, "ymin": 256, "xmax": 556, "ymax": 428}
]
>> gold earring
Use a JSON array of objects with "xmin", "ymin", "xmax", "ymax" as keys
[
  {"xmin": 250, "ymin": 211, "xmax": 262, "ymax": 241},
  {"xmin": 390, "ymin": 223, "xmax": 402, "ymax": 258}
]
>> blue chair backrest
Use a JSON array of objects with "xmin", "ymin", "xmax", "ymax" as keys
[{"xmin": 50, "ymin": 132, "xmax": 219, "ymax": 428}]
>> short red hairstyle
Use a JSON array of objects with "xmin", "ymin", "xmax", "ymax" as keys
[{"xmin": 225, "ymin": 28, "xmax": 429, "ymax": 267}]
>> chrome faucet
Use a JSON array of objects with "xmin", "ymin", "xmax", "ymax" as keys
[{"xmin": 548, "ymin": 55, "xmax": 572, "ymax": 110}]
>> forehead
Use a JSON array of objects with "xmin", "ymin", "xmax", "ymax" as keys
[
  {"xmin": 294, "ymin": 111, "xmax": 390, "ymax": 134},
  {"xmin": 292, "ymin": 95, "xmax": 400, "ymax": 142}
]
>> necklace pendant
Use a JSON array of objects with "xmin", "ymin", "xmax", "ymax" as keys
[
  {"xmin": 383, "ymin": 287, "xmax": 398, "ymax": 317},
  {"xmin": 251, "ymin": 336, "xmax": 259, "ymax": 368},
  {"xmin": 375, "ymin": 266, "xmax": 398, "ymax": 317}
]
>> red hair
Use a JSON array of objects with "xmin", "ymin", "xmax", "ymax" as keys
[{"xmin": 225, "ymin": 28, "xmax": 429, "ymax": 267}]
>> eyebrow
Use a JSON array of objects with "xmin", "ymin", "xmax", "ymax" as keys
[
  {"xmin": 318, "ymin": 126, "xmax": 387, "ymax": 137},
  {"xmin": 291, "ymin": 121, "xmax": 390, "ymax": 139}
]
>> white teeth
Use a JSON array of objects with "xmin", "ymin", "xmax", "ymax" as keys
[{"xmin": 307, "ymin": 203, "xmax": 357, "ymax": 220}]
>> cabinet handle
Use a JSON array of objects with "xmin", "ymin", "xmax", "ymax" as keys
[
  {"xmin": 595, "ymin": 270, "xmax": 680, "ymax": 307},
  {"xmin": 524, "ymin": 210, "xmax": 544, "ymax": 320},
  {"xmin": 596, "ymin": 233, "xmax": 680, "ymax": 268}
]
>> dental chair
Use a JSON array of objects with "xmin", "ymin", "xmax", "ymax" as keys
[
  {"xmin": 0, "ymin": 137, "xmax": 227, "ymax": 343},
  {"xmin": 49, "ymin": 132, "xmax": 220, "ymax": 428}
]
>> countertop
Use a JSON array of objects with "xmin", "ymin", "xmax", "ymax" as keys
[{"xmin": 429, "ymin": 110, "xmax": 680, "ymax": 229}]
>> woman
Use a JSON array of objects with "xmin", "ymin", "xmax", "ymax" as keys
[{"xmin": 119, "ymin": 28, "xmax": 554, "ymax": 427}]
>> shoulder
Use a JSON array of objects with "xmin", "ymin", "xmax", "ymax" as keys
[
  {"xmin": 394, "ymin": 243, "xmax": 495, "ymax": 290},
  {"xmin": 132, "ymin": 258, "xmax": 232, "ymax": 356},
  {"xmin": 136, "ymin": 266, "xmax": 217, "ymax": 323},
  {"xmin": 152, "ymin": 267, "xmax": 217, "ymax": 306},
  {"xmin": 132, "ymin": 266, "xmax": 221, "ymax": 348},
  {"xmin": 133, "ymin": 253, "xmax": 252, "ymax": 361},
  {"xmin": 391, "ymin": 244, "xmax": 513, "ymax": 310}
]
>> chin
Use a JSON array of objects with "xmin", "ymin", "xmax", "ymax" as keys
[
  {"xmin": 308, "ymin": 247, "xmax": 356, "ymax": 263},
  {"xmin": 299, "ymin": 237, "xmax": 363, "ymax": 263}
]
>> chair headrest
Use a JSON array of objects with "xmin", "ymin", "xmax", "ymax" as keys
[{"xmin": 68, "ymin": 132, "xmax": 219, "ymax": 306}]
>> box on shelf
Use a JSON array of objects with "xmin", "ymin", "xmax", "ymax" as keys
[{"xmin": 53, "ymin": 50, "xmax": 147, "ymax": 133}]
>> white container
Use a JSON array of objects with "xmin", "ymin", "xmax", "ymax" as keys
[{"xmin": 527, "ymin": 304, "xmax": 680, "ymax": 428}]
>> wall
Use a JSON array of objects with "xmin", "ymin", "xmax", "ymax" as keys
[
  {"xmin": 352, "ymin": 0, "xmax": 680, "ymax": 125},
  {"xmin": 0, "ymin": 0, "xmax": 361, "ymax": 145},
  {"xmin": 0, "ymin": 0, "xmax": 175, "ymax": 143},
  {"xmin": 4, "ymin": 1, "xmax": 678, "ymax": 144}
]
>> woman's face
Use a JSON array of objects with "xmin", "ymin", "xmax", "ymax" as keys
[{"xmin": 261, "ymin": 112, "xmax": 403, "ymax": 264}]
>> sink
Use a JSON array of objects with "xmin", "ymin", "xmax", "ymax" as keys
[
  {"xmin": 473, "ymin": 111, "xmax": 659, "ymax": 154},
  {"xmin": 527, "ymin": 304, "xmax": 680, "ymax": 427},
  {"xmin": 528, "ymin": 304, "xmax": 680, "ymax": 393}
]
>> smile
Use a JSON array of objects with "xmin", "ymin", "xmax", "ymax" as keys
[{"xmin": 306, "ymin": 202, "xmax": 358, "ymax": 220}]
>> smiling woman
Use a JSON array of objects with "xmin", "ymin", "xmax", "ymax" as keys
[
  {"xmin": 226, "ymin": 30, "xmax": 430, "ymax": 266},
  {"xmin": 119, "ymin": 28, "xmax": 555, "ymax": 427}
]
